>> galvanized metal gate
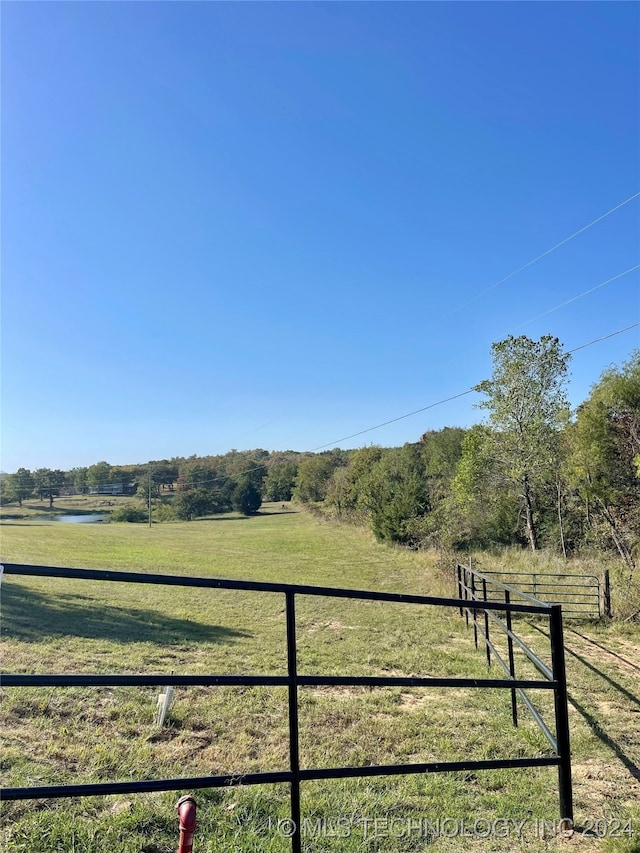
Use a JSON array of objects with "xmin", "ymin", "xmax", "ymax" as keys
[{"xmin": 472, "ymin": 567, "xmax": 607, "ymax": 619}]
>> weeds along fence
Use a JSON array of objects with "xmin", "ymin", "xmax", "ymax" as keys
[{"xmin": 2, "ymin": 562, "xmax": 573, "ymax": 850}]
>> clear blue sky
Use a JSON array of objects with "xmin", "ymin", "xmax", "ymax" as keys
[{"xmin": 2, "ymin": 1, "xmax": 639, "ymax": 472}]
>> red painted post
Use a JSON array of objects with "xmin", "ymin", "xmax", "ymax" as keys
[{"xmin": 177, "ymin": 795, "xmax": 197, "ymax": 853}]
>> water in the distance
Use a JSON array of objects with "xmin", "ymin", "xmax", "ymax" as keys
[{"xmin": 51, "ymin": 514, "xmax": 108, "ymax": 523}]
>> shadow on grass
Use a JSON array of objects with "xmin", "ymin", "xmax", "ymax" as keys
[
  {"xmin": 192, "ymin": 510, "xmax": 297, "ymax": 522},
  {"xmin": 193, "ymin": 516, "xmax": 251, "ymax": 522},
  {"xmin": 568, "ymin": 627, "xmax": 640, "ymax": 673},
  {"xmin": 529, "ymin": 623, "xmax": 640, "ymax": 707},
  {"xmin": 568, "ymin": 694, "xmax": 640, "ymax": 781},
  {"xmin": 529, "ymin": 623, "xmax": 640, "ymax": 782},
  {"xmin": 2, "ymin": 581, "xmax": 251, "ymax": 645}
]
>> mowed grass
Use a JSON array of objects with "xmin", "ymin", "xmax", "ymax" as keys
[{"xmin": 1, "ymin": 506, "xmax": 639, "ymax": 852}]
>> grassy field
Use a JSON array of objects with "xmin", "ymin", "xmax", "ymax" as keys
[{"xmin": 1, "ymin": 505, "xmax": 638, "ymax": 852}]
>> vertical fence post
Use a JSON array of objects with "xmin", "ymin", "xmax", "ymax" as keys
[
  {"xmin": 462, "ymin": 566, "xmax": 469, "ymax": 628},
  {"xmin": 457, "ymin": 564, "xmax": 463, "ymax": 617},
  {"xmin": 482, "ymin": 578, "xmax": 491, "ymax": 667},
  {"xmin": 285, "ymin": 592, "xmax": 302, "ymax": 853},
  {"xmin": 603, "ymin": 570, "xmax": 612, "ymax": 619},
  {"xmin": 549, "ymin": 604, "xmax": 573, "ymax": 826},
  {"xmin": 463, "ymin": 566, "xmax": 469, "ymax": 627},
  {"xmin": 470, "ymin": 572, "xmax": 478, "ymax": 649},
  {"xmin": 505, "ymin": 590, "xmax": 518, "ymax": 728}
]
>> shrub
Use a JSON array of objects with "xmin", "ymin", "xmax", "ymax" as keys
[{"xmin": 111, "ymin": 505, "xmax": 148, "ymax": 523}]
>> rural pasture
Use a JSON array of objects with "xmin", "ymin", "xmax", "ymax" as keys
[{"xmin": 1, "ymin": 505, "xmax": 638, "ymax": 852}]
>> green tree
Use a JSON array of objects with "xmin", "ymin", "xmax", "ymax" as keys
[
  {"xmin": 3, "ymin": 468, "xmax": 35, "ymax": 506},
  {"xmin": 111, "ymin": 505, "xmax": 148, "ymax": 523},
  {"xmin": 33, "ymin": 468, "xmax": 66, "ymax": 507},
  {"xmin": 86, "ymin": 461, "xmax": 112, "ymax": 487},
  {"xmin": 173, "ymin": 489, "xmax": 218, "ymax": 521},
  {"xmin": 71, "ymin": 467, "xmax": 88, "ymax": 494},
  {"xmin": 416, "ymin": 428, "xmax": 467, "ymax": 548},
  {"xmin": 420, "ymin": 428, "xmax": 466, "ymax": 495},
  {"xmin": 325, "ymin": 466, "xmax": 352, "ymax": 518},
  {"xmin": 263, "ymin": 461, "xmax": 298, "ymax": 502},
  {"xmin": 452, "ymin": 425, "xmax": 521, "ymax": 547},
  {"xmin": 150, "ymin": 460, "xmax": 179, "ymax": 491},
  {"xmin": 231, "ymin": 479, "xmax": 262, "ymax": 514},
  {"xmin": 566, "ymin": 350, "xmax": 639, "ymax": 573},
  {"xmin": 474, "ymin": 335, "xmax": 570, "ymax": 551},
  {"xmin": 325, "ymin": 446, "xmax": 384, "ymax": 521},
  {"xmin": 294, "ymin": 454, "xmax": 341, "ymax": 503},
  {"xmin": 177, "ymin": 459, "xmax": 222, "ymax": 492},
  {"xmin": 361, "ymin": 444, "xmax": 429, "ymax": 545}
]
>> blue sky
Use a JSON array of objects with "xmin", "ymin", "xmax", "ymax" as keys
[{"xmin": 2, "ymin": 1, "xmax": 639, "ymax": 471}]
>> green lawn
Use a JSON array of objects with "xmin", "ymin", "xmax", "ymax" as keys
[{"xmin": 1, "ymin": 506, "xmax": 638, "ymax": 852}]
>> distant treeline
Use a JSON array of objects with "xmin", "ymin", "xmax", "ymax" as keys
[{"xmin": 2, "ymin": 337, "xmax": 638, "ymax": 573}]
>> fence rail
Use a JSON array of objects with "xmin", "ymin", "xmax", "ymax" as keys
[
  {"xmin": 456, "ymin": 563, "xmax": 573, "ymax": 823},
  {"xmin": 478, "ymin": 570, "xmax": 604, "ymax": 619},
  {"xmin": 2, "ymin": 562, "xmax": 573, "ymax": 848}
]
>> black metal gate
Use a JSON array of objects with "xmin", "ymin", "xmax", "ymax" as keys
[{"xmin": 2, "ymin": 562, "xmax": 573, "ymax": 850}]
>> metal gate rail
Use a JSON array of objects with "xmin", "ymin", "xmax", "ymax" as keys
[
  {"xmin": 2, "ymin": 562, "xmax": 573, "ymax": 849},
  {"xmin": 456, "ymin": 563, "xmax": 572, "ymax": 825},
  {"xmin": 479, "ymin": 570, "xmax": 602, "ymax": 618}
]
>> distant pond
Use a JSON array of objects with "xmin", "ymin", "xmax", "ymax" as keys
[{"xmin": 41, "ymin": 513, "xmax": 109, "ymax": 524}]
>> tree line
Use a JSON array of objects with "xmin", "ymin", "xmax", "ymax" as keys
[
  {"xmin": 311, "ymin": 338, "xmax": 639, "ymax": 578},
  {"xmin": 0, "ymin": 447, "xmax": 312, "ymax": 519},
  {"xmin": 2, "ymin": 336, "xmax": 638, "ymax": 574}
]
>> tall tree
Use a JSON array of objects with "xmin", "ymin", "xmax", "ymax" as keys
[
  {"xmin": 263, "ymin": 461, "xmax": 298, "ymax": 502},
  {"xmin": 360, "ymin": 444, "xmax": 429, "ymax": 545},
  {"xmin": 86, "ymin": 461, "xmax": 112, "ymax": 487},
  {"xmin": 325, "ymin": 446, "xmax": 384, "ymax": 521},
  {"xmin": 566, "ymin": 350, "xmax": 639, "ymax": 573},
  {"xmin": 4, "ymin": 468, "xmax": 35, "ymax": 506},
  {"xmin": 231, "ymin": 478, "xmax": 262, "ymax": 515},
  {"xmin": 453, "ymin": 425, "xmax": 522, "ymax": 547},
  {"xmin": 294, "ymin": 454, "xmax": 342, "ymax": 503},
  {"xmin": 33, "ymin": 468, "xmax": 67, "ymax": 507},
  {"xmin": 474, "ymin": 335, "xmax": 570, "ymax": 551},
  {"xmin": 71, "ymin": 467, "xmax": 88, "ymax": 494},
  {"xmin": 150, "ymin": 460, "xmax": 179, "ymax": 491}
]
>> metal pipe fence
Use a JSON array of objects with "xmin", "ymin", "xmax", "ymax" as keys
[
  {"xmin": 2, "ymin": 562, "xmax": 574, "ymax": 849},
  {"xmin": 456, "ymin": 564, "xmax": 573, "ymax": 824}
]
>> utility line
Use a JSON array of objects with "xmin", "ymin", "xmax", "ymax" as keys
[
  {"xmin": 513, "ymin": 265, "xmax": 640, "ymax": 331},
  {"xmin": 439, "ymin": 191, "xmax": 640, "ymax": 320},
  {"xmin": 566, "ymin": 322, "xmax": 639, "ymax": 354},
  {"xmin": 13, "ymin": 325, "xmax": 640, "ymax": 485},
  {"xmin": 196, "ymin": 193, "xmax": 640, "ymax": 458},
  {"xmin": 310, "ymin": 322, "xmax": 640, "ymax": 452},
  {"xmin": 310, "ymin": 391, "xmax": 475, "ymax": 452}
]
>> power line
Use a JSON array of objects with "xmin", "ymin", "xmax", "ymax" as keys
[
  {"xmin": 439, "ymin": 191, "xmax": 640, "ymax": 320},
  {"xmin": 310, "ymin": 391, "xmax": 475, "ymax": 452},
  {"xmin": 310, "ymin": 322, "xmax": 640, "ymax": 452},
  {"xmin": 10, "ymin": 327, "xmax": 639, "ymax": 484},
  {"xmin": 253, "ymin": 193, "xmax": 640, "ymax": 452},
  {"xmin": 566, "ymin": 322, "xmax": 639, "ymax": 354},
  {"xmin": 209, "ymin": 192, "xmax": 638, "ymax": 459},
  {"xmin": 513, "ymin": 264, "xmax": 640, "ymax": 331}
]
